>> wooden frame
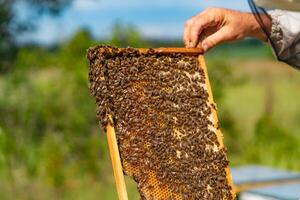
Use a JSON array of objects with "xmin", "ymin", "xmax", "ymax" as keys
[
  {"xmin": 105, "ymin": 48, "xmax": 235, "ymax": 200},
  {"xmin": 106, "ymin": 115, "xmax": 128, "ymax": 200}
]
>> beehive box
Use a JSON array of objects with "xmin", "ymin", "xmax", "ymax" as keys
[{"xmin": 87, "ymin": 46, "xmax": 235, "ymax": 200}]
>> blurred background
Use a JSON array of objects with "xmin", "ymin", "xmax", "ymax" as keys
[{"xmin": 0, "ymin": 0, "xmax": 300, "ymax": 199}]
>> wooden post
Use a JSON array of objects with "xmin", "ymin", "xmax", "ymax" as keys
[
  {"xmin": 198, "ymin": 55, "xmax": 236, "ymax": 199},
  {"xmin": 106, "ymin": 117, "xmax": 128, "ymax": 200}
]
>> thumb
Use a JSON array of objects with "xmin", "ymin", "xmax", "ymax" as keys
[{"xmin": 202, "ymin": 27, "xmax": 232, "ymax": 52}]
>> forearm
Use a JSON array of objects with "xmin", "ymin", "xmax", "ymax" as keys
[{"xmin": 246, "ymin": 12, "xmax": 272, "ymax": 42}]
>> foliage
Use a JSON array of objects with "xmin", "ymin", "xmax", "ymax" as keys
[
  {"xmin": 245, "ymin": 115, "xmax": 300, "ymax": 170},
  {"xmin": 0, "ymin": 1, "xmax": 17, "ymax": 72},
  {"xmin": 109, "ymin": 21, "xmax": 148, "ymax": 47},
  {"xmin": 0, "ymin": 28, "xmax": 107, "ymax": 199},
  {"xmin": 0, "ymin": 0, "xmax": 74, "ymax": 72}
]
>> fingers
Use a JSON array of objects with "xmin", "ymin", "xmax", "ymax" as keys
[
  {"xmin": 201, "ymin": 27, "xmax": 232, "ymax": 51},
  {"xmin": 183, "ymin": 16, "xmax": 196, "ymax": 47},
  {"xmin": 184, "ymin": 14, "xmax": 210, "ymax": 47},
  {"xmin": 183, "ymin": 8, "xmax": 249, "ymax": 51},
  {"xmin": 188, "ymin": 14, "xmax": 216, "ymax": 48},
  {"xmin": 184, "ymin": 8, "xmax": 222, "ymax": 48}
]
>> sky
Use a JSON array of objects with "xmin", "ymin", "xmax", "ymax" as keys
[{"xmin": 18, "ymin": 0, "xmax": 251, "ymax": 44}]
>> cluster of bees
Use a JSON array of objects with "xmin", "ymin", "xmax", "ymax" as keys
[{"xmin": 88, "ymin": 45, "xmax": 233, "ymax": 200}]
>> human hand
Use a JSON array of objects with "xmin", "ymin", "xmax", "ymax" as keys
[{"xmin": 183, "ymin": 7, "xmax": 271, "ymax": 52}]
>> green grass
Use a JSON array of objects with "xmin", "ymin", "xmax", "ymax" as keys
[{"xmin": 217, "ymin": 59, "xmax": 300, "ymax": 170}]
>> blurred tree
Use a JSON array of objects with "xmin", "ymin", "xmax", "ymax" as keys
[
  {"xmin": 0, "ymin": 1, "xmax": 17, "ymax": 72},
  {"xmin": 61, "ymin": 28, "xmax": 95, "ymax": 57},
  {"xmin": 110, "ymin": 20, "xmax": 148, "ymax": 47},
  {"xmin": 251, "ymin": 115, "xmax": 300, "ymax": 170},
  {"xmin": 0, "ymin": 0, "xmax": 73, "ymax": 72}
]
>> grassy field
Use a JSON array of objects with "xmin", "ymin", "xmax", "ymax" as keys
[{"xmin": 221, "ymin": 59, "xmax": 300, "ymax": 168}]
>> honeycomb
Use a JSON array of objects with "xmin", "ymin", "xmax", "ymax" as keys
[{"xmin": 87, "ymin": 46, "xmax": 235, "ymax": 200}]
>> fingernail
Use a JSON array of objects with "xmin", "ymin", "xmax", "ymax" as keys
[{"xmin": 202, "ymin": 43, "xmax": 208, "ymax": 52}]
